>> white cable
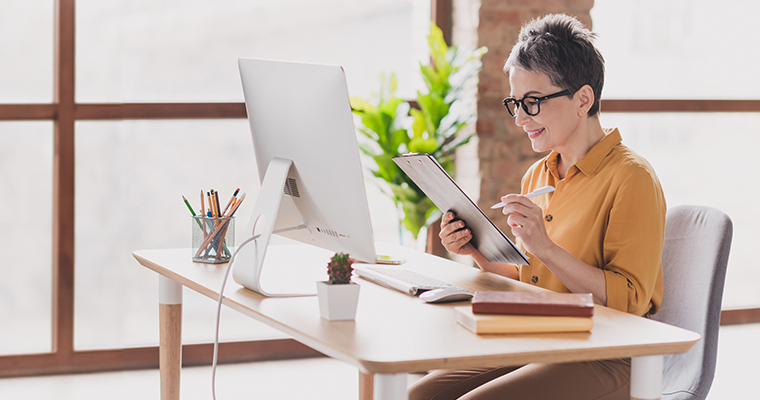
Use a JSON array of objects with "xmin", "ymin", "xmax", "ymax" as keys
[
  {"xmin": 210, "ymin": 222, "xmax": 307, "ymax": 400},
  {"xmin": 211, "ymin": 220, "xmax": 260, "ymax": 400}
]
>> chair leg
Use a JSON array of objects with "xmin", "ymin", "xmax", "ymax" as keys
[
  {"xmin": 374, "ymin": 373, "xmax": 407, "ymax": 400},
  {"xmin": 631, "ymin": 355, "xmax": 663, "ymax": 400}
]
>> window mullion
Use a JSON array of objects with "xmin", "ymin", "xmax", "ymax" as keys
[{"xmin": 52, "ymin": 0, "xmax": 76, "ymax": 357}]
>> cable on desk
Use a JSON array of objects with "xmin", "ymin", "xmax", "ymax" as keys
[{"xmin": 211, "ymin": 220, "xmax": 260, "ymax": 400}]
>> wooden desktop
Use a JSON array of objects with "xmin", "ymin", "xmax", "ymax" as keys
[{"xmin": 133, "ymin": 242, "xmax": 699, "ymax": 400}]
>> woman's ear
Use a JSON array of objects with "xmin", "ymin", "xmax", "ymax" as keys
[{"xmin": 576, "ymin": 84, "xmax": 595, "ymax": 117}]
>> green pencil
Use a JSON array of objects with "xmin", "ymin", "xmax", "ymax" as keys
[{"xmin": 182, "ymin": 195, "xmax": 197, "ymax": 216}]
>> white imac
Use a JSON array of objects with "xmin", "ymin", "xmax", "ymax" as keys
[{"xmin": 232, "ymin": 58, "xmax": 377, "ymax": 297}]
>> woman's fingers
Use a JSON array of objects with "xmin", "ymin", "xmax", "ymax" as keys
[
  {"xmin": 498, "ymin": 193, "xmax": 554, "ymax": 257},
  {"xmin": 439, "ymin": 211, "xmax": 474, "ymax": 254},
  {"xmin": 444, "ymin": 230, "xmax": 472, "ymax": 253},
  {"xmin": 441, "ymin": 212, "xmax": 453, "ymax": 228},
  {"xmin": 441, "ymin": 221, "xmax": 470, "ymax": 245},
  {"xmin": 507, "ymin": 213, "xmax": 526, "ymax": 232},
  {"xmin": 500, "ymin": 195, "xmax": 534, "ymax": 215},
  {"xmin": 440, "ymin": 212, "xmax": 464, "ymax": 237}
]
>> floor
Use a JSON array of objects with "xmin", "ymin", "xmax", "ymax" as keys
[{"xmin": 0, "ymin": 323, "xmax": 757, "ymax": 399}]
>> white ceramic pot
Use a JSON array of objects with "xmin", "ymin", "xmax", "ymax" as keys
[{"xmin": 316, "ymin": 281, "xmax": 361, "ymax": 321}]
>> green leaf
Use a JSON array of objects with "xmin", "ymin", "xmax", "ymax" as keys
[
  {"xmin": 410, "ymin": 108, "xmax": 425, "ymax": 139},
  {"xmin": 408, "ymin": 137, "xmax": 438, "ymax": 154},
  {"xmin": 391, "ymin": 128, "xmax": 410, "ymax": 152},
  {"xmin": 350, "ymin": 96, "xmax": 374, "ymax": 113},
  {"xmin": 416, "ymin": 92, "xmax": 450, "ymax": 136},
  {"xmin": 428, "ymin": 24, "xmax": 449, "ymax": 73}
]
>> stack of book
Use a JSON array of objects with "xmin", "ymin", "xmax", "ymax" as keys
[{"xmin": 455, "ymin": 291, "xmax": 595, "ymax": 334}]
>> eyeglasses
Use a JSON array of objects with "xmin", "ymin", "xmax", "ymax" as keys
[{"xmin": 502, "ymin": 89, "xmax": 572, "ymax": 117}]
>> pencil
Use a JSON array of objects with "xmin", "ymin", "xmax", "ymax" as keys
[
  {"xmin": 228, "ymin": 192, "xmax": 246, "ymax": 217},
  {"xmin": 182, "ymin": 195, "xmax": 196, "ymax": 216},
  {"xmin": 220, "ymin": 188, "xmax": 240, "ymax": 217},
  {"xmin": 184, "ymin": 195, "xmax": 207, "ymax": 237},
  {"xmin": 215, "ymin": 221, "xmax": 233, "ymax": 261},
  {"xmin": 200, "ymin": 190, "xmax": 206, "ymax": 217},
  {"xmin": 213, "ymin": 190, "xmax": 222, "ymax": 220},
  {"xmin": 199, "ymin": 190, "xmax": 208, "ymax": 236},
  {"xmin": 207, "ymin": 191, "xmax": 215, "ymax": 217}
]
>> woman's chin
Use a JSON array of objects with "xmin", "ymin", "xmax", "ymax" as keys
[{"xmin": 530, "ymin": 140, "xmax": 549, "ymax": 153}]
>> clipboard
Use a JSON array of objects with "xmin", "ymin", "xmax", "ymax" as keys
[{"xmin": 392, "ymin": 153, "xmax": 529, "ymax": 265}]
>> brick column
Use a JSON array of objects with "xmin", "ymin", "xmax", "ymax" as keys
[{"xmin": 454, "ymin": 0, "xmax": 594, "ymax": 237}]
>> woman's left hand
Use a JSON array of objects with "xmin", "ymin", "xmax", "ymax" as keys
[{"xmin": 498, "ymin": 194, "xmax": 554, "ymax": 257}]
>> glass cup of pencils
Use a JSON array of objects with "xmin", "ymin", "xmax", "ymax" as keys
[
  {"xmin": 192, "ymin": 215, "xmax": 235, "ymax": 263},
  {"xmin": 186, "ymin": 188, "xmax": 246, "ymax": 264}
]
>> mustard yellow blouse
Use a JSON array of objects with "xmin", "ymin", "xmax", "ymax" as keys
[{"xmin": 518, "ymin": 128, "xmax": 665, "ymax": 316}]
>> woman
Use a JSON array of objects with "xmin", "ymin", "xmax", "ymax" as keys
[{"xmin": 408, "ymin": 13, "xmax": 666, "ymax": 400}]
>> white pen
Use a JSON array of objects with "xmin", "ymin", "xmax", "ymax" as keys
[{"xmin": 490, "ymin": 185, "xmax": 556, "ymax": 209}]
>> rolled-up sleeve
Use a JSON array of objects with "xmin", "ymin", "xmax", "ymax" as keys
[{"xmin": 602, "ymin": 166, "xmax": 666, "ymax": 315}]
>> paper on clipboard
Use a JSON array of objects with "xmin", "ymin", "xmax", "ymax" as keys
[{"xmin": 392, "ymin": 154, "xmax": 529, "ymax": 265}]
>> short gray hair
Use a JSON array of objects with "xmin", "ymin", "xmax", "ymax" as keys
[{"xmin": 504, "ymin": 14, "xmax": 605, "ymax": 116}]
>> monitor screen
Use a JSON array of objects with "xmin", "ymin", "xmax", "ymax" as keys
[{"xmin": 233, "ymin": 58, "xmax": 377, "ymax": 295}]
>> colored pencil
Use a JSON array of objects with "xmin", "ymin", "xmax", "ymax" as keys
[
  {"xmin": 182, "ymin": 195, "xmax": 196, "ymax": 216},
  {"xmin": 213, "ymin": 190, "xmax": 222, "ymax": 220},
  {"xmin": 200, "ymin": 190, "xmax": 208, "ymax": 235},
  {"xmin": 207, "ymin": 191, "xmax": 215, "ymax": 217},
  {"xmin": 200, "ymin": 190, "xmax": 206, "ymax": 217},
  {"xmin": 228, "ymin": 192, "xmax": 246, "ymax": 217},
  {"xmin": 220, "ymin": 188, "xmax": 240, "ymax": 217}
]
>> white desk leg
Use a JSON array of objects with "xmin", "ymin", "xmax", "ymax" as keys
[
  {"xmin": 630, "ymin": 355, "xmax": 663, "ymax": 400},
  {"xmin": 373, "ymin": 373, "xmax": 407, "ymax": 400},
  {"xmin": 159, "ymin": 276, "xmax": 183, "ymax": 400}
]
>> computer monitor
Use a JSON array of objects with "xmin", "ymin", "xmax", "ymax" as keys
[{"xmin": 232, "ymin": 58, "xmax": 377, "ymax": 297}]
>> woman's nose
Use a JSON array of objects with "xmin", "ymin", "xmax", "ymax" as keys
[{"xmin": 514, "ymin": 107, "xmax": 530, "ymax": 126}]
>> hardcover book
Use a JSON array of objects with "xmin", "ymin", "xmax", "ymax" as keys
[
  {"xmin": 471, "ymin": 291, "xmax": 594, "ymax": 318},
  {"xmin": 455, "ymin": 306, "xmax": 593, "ymax": 334}
]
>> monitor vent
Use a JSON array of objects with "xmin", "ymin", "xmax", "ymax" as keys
[
  {"xmin": 283, "ymin": 178, "xmax": 300, "ymax": 197},
  {"xmin": 316, "ymin": 227, "xmax": 341, "ymax": 238}
]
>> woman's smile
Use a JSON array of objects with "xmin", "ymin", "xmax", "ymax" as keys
[{"xmin": 527, "ymin": 127, "xmax": 545, "ymax": 139}]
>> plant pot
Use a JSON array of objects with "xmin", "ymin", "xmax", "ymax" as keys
[{"xmin": 316, "ymin": 281, "xmax": 361, "ymax": 321}]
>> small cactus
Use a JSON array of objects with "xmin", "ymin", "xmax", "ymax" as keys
[{"xmin": 327, "ymin": 253, "xmax": 354, "ymax": 284}]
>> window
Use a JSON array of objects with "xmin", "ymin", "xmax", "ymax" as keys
[
  {"xmin": 593, "ymin": 0, "xmax": 760, "ymax": 310},
  {"xmin": 0, "ymin": 122, "xmax": 53, "ymax": 355},
  {"xmin": 0, "ymin": 0, "xmax": 435, "ymax": 375}
]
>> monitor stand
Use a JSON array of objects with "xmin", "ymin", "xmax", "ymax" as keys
[{"xmin": 232, "ymin": 157, "xmax": 315, "ymax": 297}]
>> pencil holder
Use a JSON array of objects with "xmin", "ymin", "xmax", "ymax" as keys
[{"xmin": 192, "ymin": 216, "xmax": 235, "ymax": 263}]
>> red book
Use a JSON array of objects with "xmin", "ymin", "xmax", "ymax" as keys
[{"xmin": 471, "ymin": 291, "xmax": 594, "ymax": 318}]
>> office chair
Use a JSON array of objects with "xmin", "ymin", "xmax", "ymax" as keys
[{"xmin": 652, "ymin": 205, "xmax": 732, "ymax": 400}]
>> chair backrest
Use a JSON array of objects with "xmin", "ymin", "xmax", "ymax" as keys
[{"xmin": 653, "ymin": 205, "xmax": 732, "ymax": 400}]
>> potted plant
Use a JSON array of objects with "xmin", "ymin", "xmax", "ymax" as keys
[
  {"xmin": 316, "ymin": 253, "xmax": 360, "ymax": 321},
  {"xmin": 351, "ymin": 23, "xmax": 487, "ymax": 245}
]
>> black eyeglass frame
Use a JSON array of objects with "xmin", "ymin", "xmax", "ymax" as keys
[{"xmin": 502, "ymin": 89, "xmax": 572, "ymax": 117}]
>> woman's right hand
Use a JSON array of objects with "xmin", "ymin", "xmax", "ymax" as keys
[{"xmin": 439, "ymin": 211, "xmax": 476, "ymax": 256}]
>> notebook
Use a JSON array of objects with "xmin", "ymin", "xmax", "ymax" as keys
[
  {"xmin": 471, "ymin": 291, "xmax": 595, "ymax": 317},
  {"xmin": 455, "ymin": 306, "xmax": 594, "ymax": 334}
]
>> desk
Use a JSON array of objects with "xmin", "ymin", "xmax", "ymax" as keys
[{"xmin": 133, "ymin": 242, "xmax": 699, "ymax": 400}]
